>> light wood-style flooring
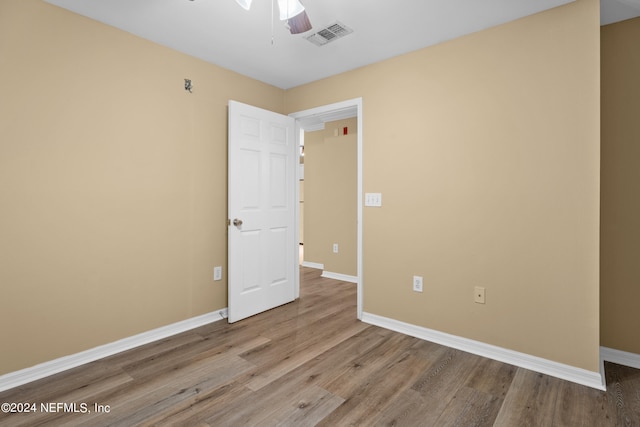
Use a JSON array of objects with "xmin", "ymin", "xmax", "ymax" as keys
[{"xmin": 1, "ymin": 267, "xmax": 639, "ymax": 426}]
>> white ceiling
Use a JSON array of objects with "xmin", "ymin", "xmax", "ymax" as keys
[
  {"xmin": 45, "ymin": 0, "xmax": 640, "ymax": 90},
  {"xmin": 601, "ymin": 0, "xmax": 640, "ymax": 24}
]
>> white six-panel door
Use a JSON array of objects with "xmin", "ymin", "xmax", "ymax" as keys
[{"xmin": 227, "ymin": 100, "xmax": 296, "ymax": 323}]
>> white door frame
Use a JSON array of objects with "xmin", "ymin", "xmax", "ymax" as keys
[{"xmin": 289, "ymin": 98, "xmax": 363, "ymax": 320}]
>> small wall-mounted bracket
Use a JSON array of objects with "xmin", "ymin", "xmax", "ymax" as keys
[{"xmin": 184, "ymin": 79, "xmax": 193, "ymax": 93}]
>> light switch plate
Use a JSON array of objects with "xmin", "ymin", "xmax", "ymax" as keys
[{"xmin": 365, "ymin": 193, "xmax": 382, "ymax": 207}]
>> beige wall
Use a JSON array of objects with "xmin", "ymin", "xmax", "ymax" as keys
[
  {"xmin": 0, "ymin": 0, "xmax": 284, "ymax": 375},
  {"xmin": 303, "ymin": 119, "xmax": 358, "ymax": 276},
  {"xmin": 286, "ymin": 0, "xmax": 600, "ymax": 371},
  {"xmin": 601, "ymin": 17, "xmax": 640, "ymax": 354}
]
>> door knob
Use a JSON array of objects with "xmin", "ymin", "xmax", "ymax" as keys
[{"xmin": 233, "ymin": 218, "xmax": 243, "ymax": 226}]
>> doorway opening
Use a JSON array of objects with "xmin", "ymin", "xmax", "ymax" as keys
[{"xmin": 290, "ymin": 98, "xmax": 363, "ymax": 319}]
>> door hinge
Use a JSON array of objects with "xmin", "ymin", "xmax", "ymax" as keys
[{"xmin": 227, "ymin": 218, "xmax": 231, "ymax": 226}]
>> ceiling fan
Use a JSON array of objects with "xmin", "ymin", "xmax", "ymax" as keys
[{"xmin": 234, "ymin": 0, "xmax": 312, "ymax": 34}]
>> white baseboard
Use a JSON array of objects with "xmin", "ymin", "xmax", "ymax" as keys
[
  {"xmin": 300, "ymin": 262, "xmax": 357, "ymax": 284},
  {"xmin": 362, "ymin": 312, "xmax": 605, "ymax": 391},
  {"xmin": 321, "ymin": 271, "xmax": 358, "ymax": 283},
  {"xmin": 0, "ymin": 308, "xmax": 228, "ymax": 393},
  {"xmin": 301, "ymin": 261, "xmax": 324, "ymax": 270},
  {"xmin": 601, "ymin": 346, "xmax": 640, "ymax": 370}
]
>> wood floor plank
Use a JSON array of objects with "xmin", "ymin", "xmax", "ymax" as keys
[
  {"xmin": 0, "ymin": 360, "xmax": 134, "ymax": 427},
  {"xmin": 102, "ymin": 357, "xmax": 255, "ymax": 426},
  {"xmin": 464, "ymin": 357, "xmax": 517, "ymax": 398},
  {"xmin": 373, "ymin": 388, "xmax": 431, "ymax": 426},
  {"xmin": 100, "ymin": 331, "xmax": 205, "ymax": 368},
  {"xmin": 552, "ymin": 378, "xmax": 612, "ymax": 426},
  {"xmin": 318, "ymin": 332, "xmax": 421, "ymax": 398},
  {"xmin": 242, "ymin": 325, "xmax": 394, "ymax": 395},
  {"xmin": 395, "ymin": 348, "xmax": 483, "ymax": 425},
  {"xmin": 269, "ymin": 386, "xmax": 344, "ymax": 427},
  {"xmin": 493, "ymin": 369, "xmax": 562, "ymax": 427},
  {"xmin": 602, "ymin": 362, "xmax": 640, "ymax": 426},
  {"xmin": 234, "ymin": 384, "xmax": 343, "ymax": 427},
  {"xmin": 149, "ymin": 381, "xmax": 253, "ymax": 426},
  {"xmin": 55, "ymin": 355, "xmax": 254, "ymax": 426},
  {"xmin": 242, "ymin": 314, "xmax": 369, "ymax": 391},
  {"xmin": 238, "ymin": 301, "xmax": 356, "ymax": 366},
  {"xmin": 434, "ymin": 385, "xmax": 503, "ymax": 427},
  {"xmin": 183, "ymin": 378, "xmax": 337, "ymax": 426},
  {"xmin": 120, "ymin": 335, "xmax": 269, "ymax": 381},
  {"xmin": 0, "ymin": 359, "xmax": 128, "ymax": 403},
  {"xmin": 316, "ymin": 339, "xmax": 438, "ymax": 426}
]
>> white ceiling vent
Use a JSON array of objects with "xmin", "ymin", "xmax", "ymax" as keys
[{"xmin": 305, "ymin": 22, "xmax": 353, "ymax": 46}]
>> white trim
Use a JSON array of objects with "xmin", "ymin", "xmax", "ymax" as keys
[
  {"xmin": 356, "ymin": 101, "xmax": 363, "ymax": 320},
  {"xmin": 291, "ymin": 105, "xmax": 357, "ymax": 131},
  {"xmin": 301, "ymin": 261, "xmax": 324, "ymax": 270},
  {"xmin": 599, "ymin": 355, "xmax": 607, "ymax": 390},
  {"xmin": 362, "ymin": 312, "xmax": 605, "ymax": 391},
  {"xmin": 601, "ymin": 346, "xmax": 640, "ymax": 370},
  {"xmin": 290, "ymin": 97, "xmax": 363, "ymax": 321},
  {"xmin": 321, "ymin": 271, "xmax": 358, "ymax": 283},
  {"xmin": 0, "ymin": 309, "xmax": 227, "ymax": 393},
  {"xmin": 300, "ymin": 262, "xmax": 357, "ymax": 283},
  {"xmin": 303, "ymin": 122, "xmax": 325, "ymax": 132},
  {"xmin": 293, "ymin": 125, "xmax": 303, "ymax": 301}
]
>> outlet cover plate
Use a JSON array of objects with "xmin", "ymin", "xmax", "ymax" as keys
[{"xmin": 413, "ymin": 276, "xmax": 423, "ymax": 293}]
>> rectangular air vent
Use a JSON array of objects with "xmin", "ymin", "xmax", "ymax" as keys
[{"xmin": 305, "ymin": 21, "xmax": 353, "ymax": 46}]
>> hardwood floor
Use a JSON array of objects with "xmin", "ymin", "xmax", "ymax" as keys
[{"xmin": 1, "ymin": 267, "xmax": 639, "ymax": 426}]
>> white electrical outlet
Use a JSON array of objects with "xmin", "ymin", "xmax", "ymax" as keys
[
  {"xmin": 214, "ymin": 266, "xmax": 222, "ymax": 281},
  {"xmin": 413, "ymin": 276, "xmax": 423, "ymax": 293},
  {"xmin": 333, "ymin": 243, "xmax": 339, "ymax": 253}
]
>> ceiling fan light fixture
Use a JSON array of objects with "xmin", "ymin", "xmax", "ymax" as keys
[
  {"xmin": 276, "ymin": 0, "xmax": 305, "ymax": 20},
  {"xmin": 234, "ymin": 0, "xmax": 252, "ymax": 10}
]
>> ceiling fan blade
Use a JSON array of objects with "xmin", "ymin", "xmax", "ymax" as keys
[
  {"xmin": 234, "ymin": 0, "xmax": 311, "ymax": 35},
  {"xmin": 234, "ymin": 0, "xmax": 252, "ymax": 10},
  {"xmin": 276, "ymin": 0, "xmax": 305, "ymax": 20},
  {"xmin": 287, "ymin": 10, "xmax": 312, "ymax": 34}
]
